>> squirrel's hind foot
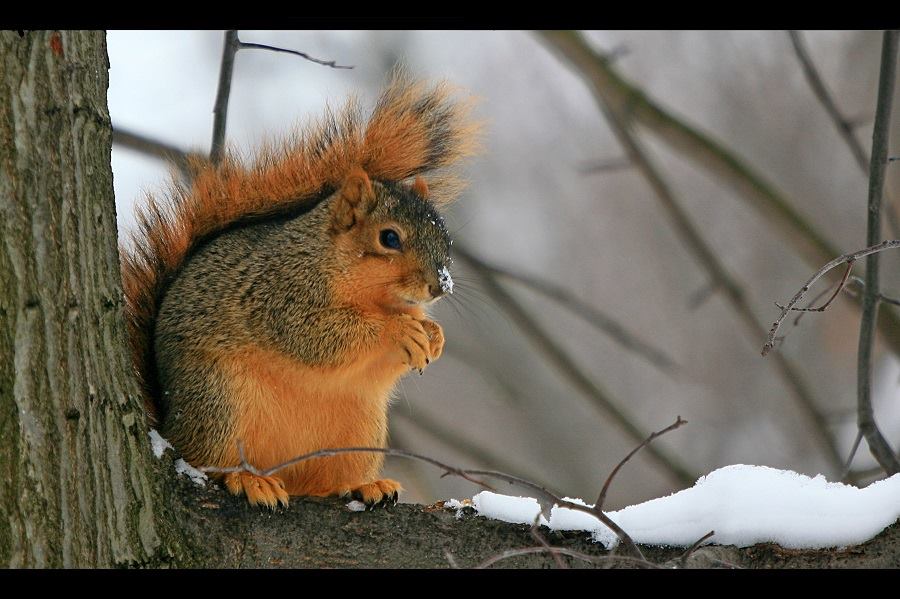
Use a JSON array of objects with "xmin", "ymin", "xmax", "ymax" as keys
[
  {"xmin": 225, "ymin": 471, "xmax": 290, "ymax": 509},
  {"xmin": 348, "ymin": 479, "xmax": 402, "ymax": 508}
]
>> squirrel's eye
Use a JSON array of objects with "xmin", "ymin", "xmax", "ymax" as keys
[{"xmin": 379, "ymin": 229, "xmax": 402, "ymax": 251}]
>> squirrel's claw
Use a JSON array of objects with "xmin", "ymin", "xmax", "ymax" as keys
[
  {"xmin": 350, "ymin": 478, "xmax": 403, "ymax": 508},
  {"xmin": 225, "ymin": 471, "xmax": 290, "ymax": 509}
]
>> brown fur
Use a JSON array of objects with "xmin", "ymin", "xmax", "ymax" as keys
[
  {"xmin": 122, "ymin": 72, "xmax": 476, "ymax": 507},
  {"xmin": 122, "ymin": 71, "xmax": 479, "ymax": 424}
]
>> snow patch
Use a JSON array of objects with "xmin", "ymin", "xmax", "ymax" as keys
[
  {"xmin": 346, "ymin": 500, "xmax": 367, "ymax": 512},
  {"xmin": 452, "ymin": 465, "xmax": 900, "ymax": 550},
  {"xmin": 174, "ymin": 458, "xmax": 207, "ymax": 487},
  {"xmin": 438, "ymin": 266, "xmax": 454, "ymax": 294},
  {"xmin": 148, "ymin": 429, "xmax": 173, "ymax": 458}
]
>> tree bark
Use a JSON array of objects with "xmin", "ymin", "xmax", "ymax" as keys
[{"xmin": 0, "ymin": 30, "xmax": 172, "ymax": 567}]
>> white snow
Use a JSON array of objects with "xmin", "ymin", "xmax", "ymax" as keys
[
  {"xmin": 148, "ymin": 428, "xmax": 173, "ymax": 458},
  {"xmin": 438, "ymin": 266, "xmax": 454, "ymax": 294},
  {"xmin": 445, "ymin": 465, "xmax": 900, "ymax": 550},
  {"xmin": 346, "ymin": 500, "xmax": 367, "ymax": 512},
  {"xmin": 174, "ymin": 458, "xmax": 208, "ymax": 487},
  {"xmin": 149, "ymin": 429, "xmax": 207, "ymax": 486}
]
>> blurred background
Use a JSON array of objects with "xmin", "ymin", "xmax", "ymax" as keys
[{"xmin": 108, "ymin": 30, "xmax": 900, "ymax": 509}]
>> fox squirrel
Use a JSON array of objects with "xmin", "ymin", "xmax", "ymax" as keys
[{"xmin": 121, "ymin": 73, "xmax": 479, "ymax": 508}]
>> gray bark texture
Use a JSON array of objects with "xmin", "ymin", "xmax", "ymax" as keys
[
  {"xmin": 0, "ymin": 29, "xmax": 898, "ymax": 569},
  {"xmin": 0, "ymin": 30, "xmax": 177, "ymax": 567}
]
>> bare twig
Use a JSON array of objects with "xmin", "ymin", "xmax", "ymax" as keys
[
  {"xmin": 679, "ymin": 530, "xmax": 715, "ymax": 568},
  {"xmin": 763, "ymin": 240, "xmax": 900, "ymax": 356},
  {"xmin": 529, "ymin": 513, "xmax": 566, "ymax": 569},
  {"xmin": 841, "ymin": 430, "xmax": 865, "ymax": 482},
  {"xmin": 200, "ymin": 415, "xmax": 693, "ymax": 561},
  {"xmin": 475, "ymin": 546, "xmax": 658, "ymax": 569},
  {"xmin": 846, "ymin": 276, "xmax": 900, "ymax": 307},
  {"xmin": 776, "ymin": 261, "xmax": 855, "ymax": 314},
  {"xmin": 857, "ymin": 31, "xmax": 900, "ymax": 475},
  {"xmin": 454, "ymin": 245, "xmax": 697, "ymax": 488},
  {"xmin": 470, "ymin": 253, "xmax": 680, "ymax": 374},
  {"xmin": 444, "ymin": 550, "xmax": 460, "ymax": 569},
  {"xmin": 237, "ymin": 40, "xmax": 353, "ymax": 69},
  {"xmin": 535, "ymin": 30, "xmax": 900, "ymax": 358},
  {"xmin": 391, "ymin": 407, "xmax": 556, "ymax": 492},
  {"xmin": 210, "ymin": 30, "xmax": 240, "ymax": 164},
  {"xmin": 596, "ymin": 416, "xmax": 687, "ymax": 510}
]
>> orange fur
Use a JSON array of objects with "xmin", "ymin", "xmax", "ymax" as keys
[
  {"xmin": 222, "ymin": 337, "xmax": 410, "ymax": 498},
  {"xmin": 122, "ymin": 71, "xmax": 480, "ymax": 423}
]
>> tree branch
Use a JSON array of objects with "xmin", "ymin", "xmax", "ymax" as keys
[
  {"xmin": 558, "ymin": 48, "xmax": 845, "ymax": 473},
  {"xmin": 454, "ymin": 245, "xmax": 697, "ymax": 488},
  {"xmin": 788, "ymin": 30, "xmax": 900, "ymax": 239},
  {"xmin": 469, "ymin": 253, "xmax": 680, "ymax": 374},
  {"xmin": 111, "ymin": 126, "xmax": 200, "ymax": 179},
  {"xmin": 595, "ymin": 416, "xmax": 687, "ymax": 509},
  {"xmin": 787, "ymin": 31, "xmax": 870, "ymax": 172},
  {"xmin": 535, "ymin": 30, "xmax": 900, "ymax": 359},
  {"xmin": 856, "ymin": 31, "xmax": 900, "ymax": 475},
  {"xmin": 237, "ymin": 40, "xmax": 353, "ymax": 69},
  {"xmin": 199, "ymin": 417, "xmax": 691, "ymax": 561},
  {"xmin": 763, "ymin": 240, "xmax": 900, "ymax": 355},
  {"xmin": 210, "ymin": 30, "xmax": 240, "ymax": 164}
]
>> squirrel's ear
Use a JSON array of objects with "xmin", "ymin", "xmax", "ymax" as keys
[
  {"xmin": 411, "ymin": 176, "xmax": 430, "ymax": 199},
  {"xmin": 332, "ymin": 168, "xmax": 375, "ymax": 230}
]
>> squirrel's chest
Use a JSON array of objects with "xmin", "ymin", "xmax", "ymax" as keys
[{"xmin": 222, "ymin": 344, "xmax": 394, "ymax": 467}]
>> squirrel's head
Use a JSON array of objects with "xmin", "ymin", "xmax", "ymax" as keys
[{"xmin": 329, "ymin": 168, "xmax": 453, "ymax": 312}]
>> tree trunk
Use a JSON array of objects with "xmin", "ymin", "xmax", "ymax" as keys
[
  {"xmin": 0, "ymin": 30, "xmax": 171, "ymax": 567},
  {"xmin": 0, "ymin": 30, "xmax": 896, "ymax": 569}
]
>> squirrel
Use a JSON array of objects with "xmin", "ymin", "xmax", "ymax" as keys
[{"xmin": 121, "ymin": 72, "xmax": 479, "ymax": 509}]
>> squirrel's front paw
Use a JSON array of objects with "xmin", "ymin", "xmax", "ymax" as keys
[
  {"xmin": 225, "ymin": 471, "xmax": 289, "ymax": 509},
  {"xmin": 420, "ymin": 319, "xmax": 445, "ymax": 362},
  {"xmin": 387, "ymin": 314, "xmax": 431, "ymax": 370}
]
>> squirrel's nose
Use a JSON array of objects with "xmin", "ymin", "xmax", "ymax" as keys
[{"xmin": 428, "ymin": 284, "xmax": 444, "ymax": 299}]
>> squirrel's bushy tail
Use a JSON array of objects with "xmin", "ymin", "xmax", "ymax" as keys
[{"xmin": 121, "ymin": 71, "xmax": 480, "ymax": 422}]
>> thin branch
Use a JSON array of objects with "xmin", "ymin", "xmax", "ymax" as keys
[
  {"xmin": 791, "ymin": 277, "xmax": 844, "ymax": 328},
  {"xmin": 202, "ymin": 415, "xmax": 692, "ymax": 561},
  {"xmin": 111, "ymin": 127, "xmax": 200, "ymax": 179},
  {"xmin": 857, "ymin": 31, "xmax": 900, "ymax": 475},
  {"xmin": 391, "ymin": 407, "xmax": 557, "ymax": 492},
  {"xmin": 237, "ymin": 40, "xmax": 353, "ymax": 69},
  {"xmin": 788, "ymin": 31, "xmax": 869, "ymax": 172},
  {"xmin": 210, "ymin": 30, "xmax": 240, "ymax": 164},
  {"xmin": 471, "ymin": 253, "xmax": 680, "ymax": 374},
  {"xmin": 475, "ymin": 546, "xmax": 658, "ymax": 569},
  {"xmin": 535, "ymin": 31, "xmax": 900, "ymax": 359},
  {"xmin": 679, "ymin": 530, "xmax": 715, "ymax": 568},
  {"xmin": 763, "ymin": 240, "xmax": 900, "ymax": 356},
  {"xmin": 776, "ymin": 261, "xmax": 854, "ymax": 314},
  {"xmin": 595, "ymin": 416, "xmax": 687, "ymax": 510},
  {"xmin": 846, "ymin": 276, "xmax": 900, "ymax": 307},
  {"xmin": 529, "ymin": 513, "xmax": 566, "ymax": 569},
  {"xmin": 454, "ymin": 244, "xmax": 697, "ymax": 488},
  {"xmin": 841, "ymin": 430, "xmax": 864, "ymax": 482},
  {"xmin": 574, "ymin": 57, "xmax": 845, "ymax": 473},
  {"xmin": 788, "ymin": 31, "xmax": 900, "ymax": 242}
]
